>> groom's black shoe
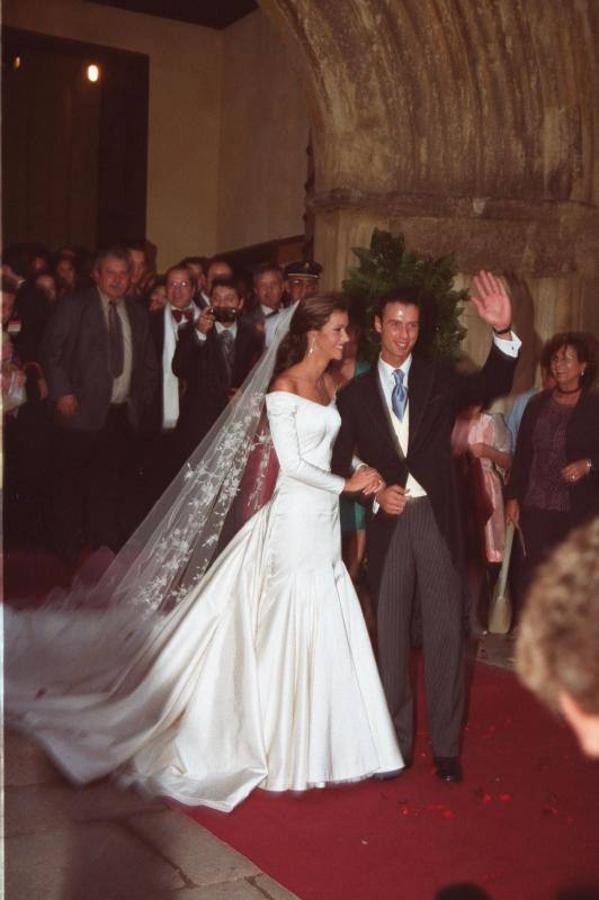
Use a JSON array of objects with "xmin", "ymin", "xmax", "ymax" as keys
[{"xmin": 434, "ymin": 756, "xmax": 463, "ymax": 784}]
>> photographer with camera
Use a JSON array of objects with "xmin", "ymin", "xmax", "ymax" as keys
[{"xmin": 172, "ymin": 277, "xmax": 264, "ymax": 459}]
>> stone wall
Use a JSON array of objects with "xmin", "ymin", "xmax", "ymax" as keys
[
  {"xmin": 3, "ymin": 0, "xmax": 223, "ymax": 268},
  {"xmin": 262, "ymin": 0, "xmax": 599, "ymax": 376},
  {"xmin": 218, "ymin": 11, "xmax": 310, "ymax": 251}
]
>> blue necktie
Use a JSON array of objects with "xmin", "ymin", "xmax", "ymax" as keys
[{"xmin": 391, "ymin": 368, "xmax": 407, "ymax": 420}]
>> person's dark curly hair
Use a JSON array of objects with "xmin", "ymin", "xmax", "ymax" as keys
[
  {"xmin": 273, "ymin": 294, "xmax": 348, "ymax": 377},
  {"xmin": 541, "ymin": 332, "xmax": 597, "ymax": 390}
]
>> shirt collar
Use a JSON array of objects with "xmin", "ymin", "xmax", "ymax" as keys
[
  {"xmin": 98, "ymin": 289, "xmax": 124, "ymax": 308},
  {"xmin": 378, "ymin": 353, "xmax": 413, "ymax": 384},
  {"xmin": 215, "ymin": 320, "xmax": 237, "ymax": 339}
]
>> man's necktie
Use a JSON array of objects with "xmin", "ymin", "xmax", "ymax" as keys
[
  {"xmin": 108, "ymin": 301, "xmax": 124, "ymax": 379},
  {"xmin": 172, "ymin": 308, "xmax": 194, "ymax": 324},
  {"xmin": 391, "ymin": 368, "xmax": 408, "ymax": 420},
  {"xmin": 219, "ymin": 329, "xmax": 235, "ymax": 380}
]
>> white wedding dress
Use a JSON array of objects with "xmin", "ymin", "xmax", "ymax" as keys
[{"xmin": 6, "ymin": 391, "xmax": 403, "ymax": 812}]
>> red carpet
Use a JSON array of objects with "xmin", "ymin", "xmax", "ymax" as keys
[
  {"xmin": 5, "ymin": 554, "xmax": 599, "ymax": 898},
  {"xmin": 183, "ymin": 663, "xmax": 599, "ymax": 900}
]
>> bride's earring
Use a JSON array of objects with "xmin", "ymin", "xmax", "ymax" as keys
[{"xmin": 308, "ymin": 340, "xmax": 317, "ymax": 356}]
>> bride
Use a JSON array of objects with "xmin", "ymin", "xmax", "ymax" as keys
[{"xmin": 5, "ymin": 294, "xmax": 404, "ymax": 812}]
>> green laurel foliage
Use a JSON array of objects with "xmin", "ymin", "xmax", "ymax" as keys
[{"xmin": 342, "ymin": 229, "xmax": 468, "ymax": 362}]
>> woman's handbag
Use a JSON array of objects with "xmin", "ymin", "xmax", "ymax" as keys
[{"xmin": 488, "ymin": 521, "xmax": 515, "ymax": 634}]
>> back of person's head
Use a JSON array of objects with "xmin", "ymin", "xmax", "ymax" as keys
[{"xmin": 516, "ymin": 517, "xmax": 599, "ymax": 717}]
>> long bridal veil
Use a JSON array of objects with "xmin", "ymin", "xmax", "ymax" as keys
[{"xmin": 5, "ymin": 304, "xmax": 297, "ymax": 699}]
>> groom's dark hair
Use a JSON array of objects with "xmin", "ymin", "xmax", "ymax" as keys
[
  {"xmin": 375, "ymin": 285, "xmax": 437, "ymax": 354},
  {"xmin": 375, "ymin": 286, "xmax": 423, "ymax": 320}
]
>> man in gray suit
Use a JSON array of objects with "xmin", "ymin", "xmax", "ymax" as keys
[{"xmin": 42, "ymin": 246, "xmax": 158, "ymax": 561}]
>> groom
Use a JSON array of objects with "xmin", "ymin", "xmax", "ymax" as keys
[{"xmin": 332, "ymin": 271, "xmax": 520, "ymax": 782}]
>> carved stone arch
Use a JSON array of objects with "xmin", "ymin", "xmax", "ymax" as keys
[{"xmin": 260, "ymin": 0, "xmax": 599, "ymax": 362}]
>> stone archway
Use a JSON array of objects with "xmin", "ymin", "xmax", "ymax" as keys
[{"xmin": 260, "ymin": 0, "xmax": 599, "ymax": 377}]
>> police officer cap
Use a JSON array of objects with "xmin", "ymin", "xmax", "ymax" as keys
[{"xmin": 284, "ymin": 260, "xmax": 323, "ymax": 280}]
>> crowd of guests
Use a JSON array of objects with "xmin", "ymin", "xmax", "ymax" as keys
[
  {"xmin": 2, "ymin": 238, "xmax": 598, "ymax": 639},
  {"xmin": 1, "ymin": 239, "xmax": 323, "ymax": 565},
  {"xmin": 450, "ymin": 331, "xmax": 598, "ymax": 631}
]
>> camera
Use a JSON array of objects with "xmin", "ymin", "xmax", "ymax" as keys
[{"xmin": 212, "ymin": 307, "xmax": 239, "ymax": 324}]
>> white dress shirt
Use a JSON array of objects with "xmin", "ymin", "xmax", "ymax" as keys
[
  {"xmin": 162, "ymin": 303, "xmax": 200, "ymax": 430},
  {"xmin": 260, "ymin": 305, "xmax": 284, "ymax": 348}
]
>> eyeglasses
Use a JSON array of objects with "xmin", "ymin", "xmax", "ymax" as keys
[{"xmin": 168, "ymin": 281, "xmax": 191, "ymax": 290}]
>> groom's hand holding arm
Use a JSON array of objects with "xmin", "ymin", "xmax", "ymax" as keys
[
  {"xmin": 345, "ymin": 466, "xmax": 383, "ymax": 496},
  {"xmin": 374, "ymin": 484, "xmax": 410, "ymax": 515}
]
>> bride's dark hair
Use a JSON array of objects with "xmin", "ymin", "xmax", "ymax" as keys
[{"xmin": 273, "ymin": 293, "xmax": 348, "ymax": 377}]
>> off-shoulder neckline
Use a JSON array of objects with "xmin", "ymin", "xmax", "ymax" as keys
[{"xmin": 267, "ymin": 390, "xmax": 336, "ymax": 409}]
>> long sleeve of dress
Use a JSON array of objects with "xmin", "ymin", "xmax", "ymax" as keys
[{"xmin": 266, "ymin": 393, "xmax": 345, "ymax": 495}]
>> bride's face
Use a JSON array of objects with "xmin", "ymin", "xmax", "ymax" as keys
[{"xmin": 310, "ymin": 310, "xmax": 350, "ymax": 362}]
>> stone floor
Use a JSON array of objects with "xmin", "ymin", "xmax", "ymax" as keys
[
  {"xmin": 3, "ymin": 634, "xmax": 515, "ymax": 900},
  {"xmin": 3, "ymin": 730, "xmax": 297, "ymax": 900}
]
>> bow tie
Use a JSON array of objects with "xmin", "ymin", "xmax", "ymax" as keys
[{"xmin": 172, "ymin": 308, "xmax": 194, "ymax": 323}]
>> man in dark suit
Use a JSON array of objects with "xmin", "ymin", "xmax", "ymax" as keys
[
  {"xmin": 332, "ymin": 272, "xmax": 520, "ymax": 783},
  {"xmin": 172, "ymin": 277, "xmax": 264, "ymax": 459},
  {"xmin": 42, "ymin": 246, "xmax": 158, "ymax": 560},
  {"xmin": 245, "ymin": 263, "xmax": 286, "ymax": 349}
]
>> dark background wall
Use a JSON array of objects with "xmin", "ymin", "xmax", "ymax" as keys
[{"xmin": 2, "ymin": 27, "xmax": 149, "ymax": 249}]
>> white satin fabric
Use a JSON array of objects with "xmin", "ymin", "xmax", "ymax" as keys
[{"xmin": 6, "ymin": 392, "xmax": 403, "ymax": 812}]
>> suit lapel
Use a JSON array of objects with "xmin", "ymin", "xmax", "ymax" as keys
[
  {"xmin": 90, "ymin": 287, "xmax": 110, "ymax": 358},
  {"xmin": 407, "ymin": 354, "xmax": 435, "ymax": 452},
  {"xmin": 360, "ymin": 368, "xmax": 404, "ymax": 459},
  {"xmin": 125, "ymin": 297, "xmax": 139, "ymax": 373}
]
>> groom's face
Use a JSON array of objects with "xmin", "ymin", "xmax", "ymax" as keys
[{"xmin": 374, "ymin": 301, "xmax": 420, "ymax": 367}]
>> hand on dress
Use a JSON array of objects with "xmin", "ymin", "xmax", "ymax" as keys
[
  {"xmin": 375, "ymin": 484, "xmax": 410, "ymax": 515},
  {"xmin": 345, "ymin": 467, "xmax": 383, "ymax": 496},
  {"xmin": 470, "ymin": 271, "xmax": 512, "ymax": 333}
]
